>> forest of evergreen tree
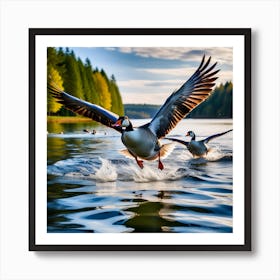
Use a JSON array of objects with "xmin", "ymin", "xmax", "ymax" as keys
[
  {"xmin": 187, "ymin": 81, "xmax": 233, "ymax": 118},
  {"xmin": 47, "ymin": 47, "xmax": 124, "ymax": 116}
]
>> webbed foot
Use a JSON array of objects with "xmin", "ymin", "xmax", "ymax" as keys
[
  {"xmin": 136, "ymin": 159, "xmax": 144, "ymax": 169},
  {"xmin": 158, "ymin": 159, "xmax": 164, "ymax": 170}
]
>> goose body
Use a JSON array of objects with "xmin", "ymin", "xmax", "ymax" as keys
[
  {"xmin": 113, "ymin": 117, "xmax": 172, "ymax": 169},
  {"xmin": 48, "ymin": 55, "xmax": 219, "ymax": 169},
  {"xmin": 188, "ymin": 139, "xmax": 208, "ymax": 157},
  {"xmin": 166, "ymin": 129, "xmax": 233, "ymax": 158},
  {"xmin": 121, "ymin": 127, "xmax": 159, "ymax": 159}
]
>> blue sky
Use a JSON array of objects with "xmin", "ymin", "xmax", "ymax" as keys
[{"xmin": 71, "ymin": 47, "xmax": 232, "ymax": 104}]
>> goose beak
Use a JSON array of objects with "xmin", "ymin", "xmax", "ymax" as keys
[
  {"xmin": 186, "ymin": 132, "xmax": 190, "ymax": 136},
  {"xmin": 112, "ymin": 119, "xmax": 122, "ymax": 127}
]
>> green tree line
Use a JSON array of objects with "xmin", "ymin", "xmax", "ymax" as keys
[
  {"xmin": 47, "ymin": 47, "xmax": 124, "ymax": 116},
  {"xmin": 187, "ymin": 81, "xmax": 233, "ymax": 118}
]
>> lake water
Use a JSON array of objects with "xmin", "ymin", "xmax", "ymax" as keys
[{"xmin": 47, "ymin": 119, "xmax": 233, "ymax": 233}]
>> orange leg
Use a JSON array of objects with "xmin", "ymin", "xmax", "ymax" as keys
[
  {"xmin": 158, "ymin": 153, "xmax": 164, "ymax": 170},
  {"xmin": 135, "ymin": 158, "xmax": 144, "ymax": 169}
]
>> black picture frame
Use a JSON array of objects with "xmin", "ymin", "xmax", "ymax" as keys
[{"xmin": 29, "ymin": 28, "xmax": 251, "ymax": 251}]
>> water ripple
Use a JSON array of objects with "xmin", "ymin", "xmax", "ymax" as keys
[{"xmin": 47, "ymin": 119, "xmax": 233, "ymax": 233}]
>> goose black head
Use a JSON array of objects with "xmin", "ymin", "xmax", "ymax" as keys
[
  {"xmin": 112, "ymin": 116, "xmax": 133, "ymax": 130},
  {"xmin": 186, "ymin": 131, "xmax": 195, "ymax": 140}
]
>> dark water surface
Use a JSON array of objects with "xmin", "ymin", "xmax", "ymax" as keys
[{"xmin": 47, "ymin": 119, "xmax": 233, "ymax": 233}]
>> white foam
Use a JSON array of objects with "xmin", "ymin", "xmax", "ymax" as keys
[
  {"xmin": 120, "ymin": 162, "xmax": 187, "ymax": 183},
  {"xmin": 177, "ymin": 151, "xmax": 192, "ymax": 161},
  {"xmin": 49, "ymin": 156, "xmax": 192, "ymax": 183},
  {"xmin": 176, "ymin": 146, "xmax": 230, "ymax": 163},
  {"xmin": 205, "ymin": 146, "xmax": 227, "ymax": 161},
  {"xmin": 93, "ymin": 158, "xmax": 118, "ymax": 182}
]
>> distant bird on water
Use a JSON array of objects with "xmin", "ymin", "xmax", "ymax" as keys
[
  {"xmin": 48, "ymin": 55, "xmax": 220, "ymax": 169},
  {"xmin": 165, "ymin": 129, "xmax": 233, "ymax": 158},
  {"xmin": 83, "ymin": 129, "xmax": 96, "ymax": 134}
]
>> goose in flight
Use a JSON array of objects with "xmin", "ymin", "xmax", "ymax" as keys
[
  {"xmin": 166, "ymin": 129, "xmax": 233, "ymax": 158},
  {"xmin": 48, "ymin": 55, "xmax": 219, "ymax": 169}
]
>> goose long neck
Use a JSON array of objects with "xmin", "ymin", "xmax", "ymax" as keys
[
  {"xmin": 125, "ymin": 122, "xmax": 134, "ymax": 132},
  {"xmin": 191, "ymin": 134, "xmax": 196, "ymax": 141}
]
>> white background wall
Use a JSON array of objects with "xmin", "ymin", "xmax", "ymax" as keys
[{"xmin": 0, "ymin": 0, "xmax": 279, "ymax": 279}]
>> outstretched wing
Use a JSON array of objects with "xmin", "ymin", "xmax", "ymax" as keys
[
  {"xmin": 203, "ymin": 129, "xmax": 233, "ymax": 143},
  {"xmin": 165, "ymin": 137, "xmax": 189, "ymax": 147},
  {"xmin": 147, "ymin": 55, "xmax": 220, "ymax": 138},
  {"xmin": 48, "ymin": 82, "xmax": 123, "ymax": 133}
]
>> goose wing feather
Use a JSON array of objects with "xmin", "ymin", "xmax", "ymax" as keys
[
  {"xmin": 147, "ymin": 55, "xmax": 220, "ymax": 138},
  {"xmin": 165, "ymin": 137, "xmax": 189, "ymax": 147},
  {"xmin": 48, "ymin": 82, "xmax": 122, "ymax": 133},
  {"xmin": 203, "ymin": 129, "xmax": 233, "ymax": 143}
]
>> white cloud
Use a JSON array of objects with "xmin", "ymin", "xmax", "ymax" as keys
[
  {"xmin": 121, "ymin": 66, "xmax": 232, "ymax": 87},
  {"xmin": 141, "ymin": 67, "xmax": 196, "ymax": 77},
  {"xmin": 118, "ymin": 79, "xmax": 181, "ymax": 89},
  {"xmin": 117, "ymin": 47, "xmax": 133, "ymax": 54},
  {"xmin": 116, "ymin": 47, "xmax": 233, "ymax": 65},
  {"xmin": 105, "ymin": 47, "xmax": 116, "ymax": 51},
  {"xmin": 217, "ymin": 70, "xmax": 233, "ymax": 84},
  {"xmin": 118, "ymin": 79, "xmax": 182, "ymax": 104},
  {"xmin": 141, "ymin": 68, "xmax": 232, "ymax": 82},
  {"xmin": 121, "ymin": 76, "xmax": 231, "ymax": 104},
  {"xmin": 109, "ymin": 47, "xmax": 233, "ymax": 104},
  {"xmin": 122, "ymin": 92, "xmax": 170, "ymax": 105}
]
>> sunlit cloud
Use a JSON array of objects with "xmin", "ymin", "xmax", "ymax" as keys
[
  {"xmin": 74, "ymin": 47, "xmax": 233, "ymax": 105},
  {"xmin": 118, "ymin": 69, "xmax": 232, "ymax": 105},
  {"xmin": 141, "ymin": 67, "xmax": 232, "ymax": 82},
  {"xmin": 217, "ymin": 70, "xmax": 233, "ymax": 84},
  {"xmin": 141, "ymin": 67, "xmax": 196, "ymax": 77},
  {"xmin": 118, "ymin": 79, "xmax": 182, "ymax": 104},
  {"xmin": 122, "ymin": 92, "xmax": 170, "ymax": 105},
  {"xmin": 118, "ymin": 79, "xmax": 181, "ymax": 89},
  {"xmin": 113, "ymin": 47, "xmax": 233, "ymax": 65},
  {"xmin": 118, "ymin": 65, "xmax": 232, "ymax": 103}
]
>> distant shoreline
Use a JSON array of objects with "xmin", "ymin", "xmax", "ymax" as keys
[{"xmin": 47, "ymin": 116, "xmax": 93, "ymax": 123}]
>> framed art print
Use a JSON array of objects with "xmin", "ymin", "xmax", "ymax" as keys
[{"xmin": 29, "ymin": 28, "xmax": 251, "ymax": 251}]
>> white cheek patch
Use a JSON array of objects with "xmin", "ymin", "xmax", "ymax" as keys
[{"xmin": 123, "ymin": 119, "xmax": 130, "ymax": 127}]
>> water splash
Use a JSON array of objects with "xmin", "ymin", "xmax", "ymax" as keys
[
  {"xmin": 48, "ymin": 148, "xmax": 231, "ymax": 184},
  {"xmin": 119, "ymin": 162, "xmax": 188, "ymax": 183},
  {"xmin": 205, "ymin": 146, "xmax": 230, "ymax": 162},
  {"xmin": 48, "ymin": 158, "xmax": 96, "ymax": 176},
  {"xmin": 177, "ymin": 151, "xmax": 192, "ymax": 161},
  {"xmin": 176, "ymin": 146, "xmax": 231, "ymax": 163},
  {"xmin": 93, "ymin": 158, "xmax": 117, "ymax": 182},
  {"xmin": 48, "ymin": 157, "xmax": 117, "ymax": 182}
]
